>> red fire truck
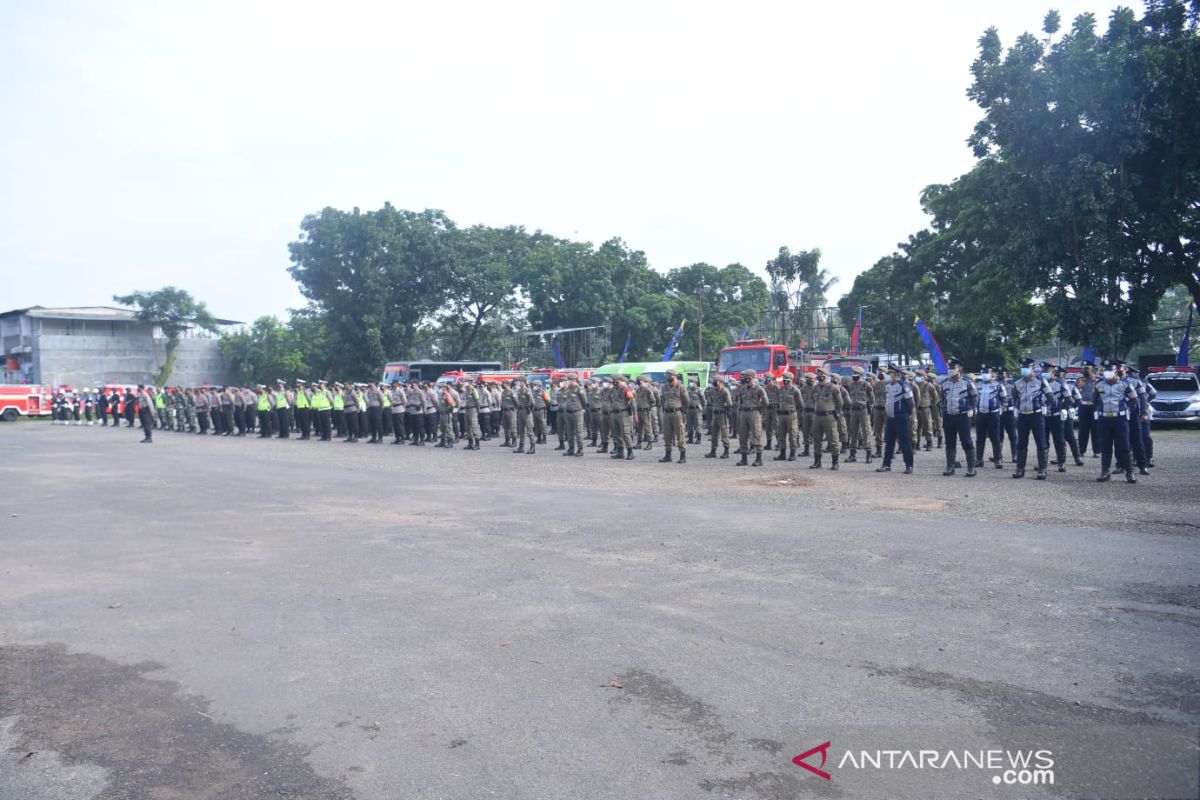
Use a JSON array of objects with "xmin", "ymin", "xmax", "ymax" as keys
[
  {"xmin": 0, "ymin": 385, "xmax": 53, "ymax": 421},
  {"xmin": 716, "ymin": 340, "xmax": 832, "ymax": 382}
]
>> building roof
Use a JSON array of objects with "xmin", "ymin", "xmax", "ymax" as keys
[{"xmin": 0, "ymin": 305, "xmax": 241, "ymax": 325}]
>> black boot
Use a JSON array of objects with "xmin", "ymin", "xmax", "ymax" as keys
[
  {"xmin": 625, "ymin": 449, "xmax": 634, "ymax": 461},
  {"xmin": 677, "ymin": 452, "xmax": 686, "ymax": 464},
  {"xmin": 774, "ymin": 447, "xmax": 787, "ymax": 461},
  {"xmin": 527, "ymin": 444, "xmax": 535, "ymax": 455},
  {"xmin": 611, "ymin": 447, "xmax": 623, "ymax": 459},
  {"xmin": 943, "ymin": 462, "xmax": 955, "ymax": 476},
  {"xmin": 788, "ymin": 447, "xmax": 795, "ymax": 462},
  {"xmin": 720, "ymin": 445, "xmax": 730, "ymax": 460},
  {"xmin": 809, "ymin": 455, "xmax": 821, "ymax": 470},
  {"xmin": 801, "ymin": 444, "xmax": 810, "ymax": 457},
  {"xmin": 846, "ymin": 449, "xmax": 857, "ymax": 463},
  {"xmin": 737, "ymin": 452, "xmax": 748, "ymax": 466},
  {"xmin": 752, "ymin": 453, "xmax": 762, "ymax": 467},
  {"xmin": 1097, "ymin": 472, "xmax": 1111, "ymax": 482},
  {"xmin": 965, "ymin": 460, "xmax": 976, "ymax": 477},
  {"xmin": 565, "ymin": 445, "xmax": 575, "ymax": 456},
  {"xmin": 830, "ymin": 452, "xmax": 838, "ymax": 471},
  {"xmin": 555, "ymin": 442, "xmax": 565, "ymax": 450},
  {"xmin": 1125, "ymin": 469, "xmax": 1137, "ymax": 483},
  {"xmin": 660, "ymin": 449, "xmax": 673, "ymax": 463},
  {"xmin": 864, "ymin": 450, "xmax": 872, "ymax": 464},
  {"xmin": 705, "ymin": 446, "xmax": 717, "ymax": 459},
  {"xmin": 599, "ymin": 443, "xmax": 609, "ymax": 454},
  {"xmin": 643, "ymin": 441, "xmax": 652, "ymax": 451},
  {"xmin": 515, "ymin": 443, "xmax": 525, "ymax": 453}
]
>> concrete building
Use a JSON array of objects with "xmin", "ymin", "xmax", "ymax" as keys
[{"xmin": 1, "ymin": 306, "xmax": 239, "ymax": 388}]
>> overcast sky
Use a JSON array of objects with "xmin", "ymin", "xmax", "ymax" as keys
[{"xmin": 1, "ymin": 0, "xmax": 1121, "ymax": 325}]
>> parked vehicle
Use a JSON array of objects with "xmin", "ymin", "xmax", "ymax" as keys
[
  {"xmin": 0, "ymin": 384, "xmax": 52, "ymax": 421},
  {"xmin": 1147, "ymin": 369, "xmax": 1200, "ymax": 424}
]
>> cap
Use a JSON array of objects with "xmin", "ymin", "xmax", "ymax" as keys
[
  {"xmin": 1081, "ymin": 360, "xmax": 1096, "ymax": 368},
  {"xmin": 852, "ymin": 366, "xmax": 865, "ymax": 375},
  {"xmin": 1038, "ymin": 361, "xmax": 1054, "ymax": 371},
  {"xmin": 947, "ymin": 358, "xmax": 963, "ymax": 369},
  {"xmin": 782, "ymin": 373, "xmax": 793, "ymax": 382},
  {"xmin": 296, "ymin": 379, "xmax": 306, "ymax": 385},
  {"xmin": 713, "ymin": 375, "xmax": 725, "ymax": 384},
  {"xmin": 741, "ymin": 368, "xmax": 756, "ymax": 378},
  {"xmin": 887, "ymin": 362, "xmax": 901, "ymax": 373},
  {"xmin": 665, "ymin": 368, "xmax": 678, "ymax": 377},
  {"xmin": 1020, "ymin": 357, "xmax": 1036, "ymax": 367},
  {"xmin": 979, "ymin": 363, "xmax": 990, "ymax": 372}
]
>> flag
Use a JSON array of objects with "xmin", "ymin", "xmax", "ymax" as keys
[
  {"xmin": 850, "ymin": 307, "xmax": 862, "ymax": 356},
  {"xmin": 914, "ymin": 316, "xmax": 948, "ymax": 375},
  {"xmin": 551, "ymin": 335, "xmax": 566, "ymax": 369},
  {"xmin": 1082, "ymin": 344, "xmax": 1096, "ymax": 365},
  {"xmin": 739, "ymin": 328, "xmax": 749, "ymax": 341},
  {"xmin": 663, "ymin": 320, "xmax": 686, "ymax": 361},
  {"xmin": 617, "ymin": 333, "xmax": 631, "ymax": 364},
  {"xmin": 1178, "ymin": 304, "xmax": 1196, "ymax": 367}
]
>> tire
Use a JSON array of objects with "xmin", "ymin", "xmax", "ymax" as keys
[{"xmin": 1, "ymin": 408, "xmax": 19, "ymax": 422}]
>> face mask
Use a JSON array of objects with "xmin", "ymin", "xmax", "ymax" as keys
[
  {"xmin": 884, "ymin": 375, "xmax": 893, "ymax": 384},
  {"xmin": 914, "ymin": 377, "xmax": 923, "ymax": 384},
  {"xmin": 1021, "ymin": 368, "xmax": 1032, "ymax": 377},
  {"xmin": 1103, "ymin": 370, "xmax": 1115, "ymax": 381},
  {"xmin": 980, "ymin": 374, "xmax": 992, "ymax": 383}
]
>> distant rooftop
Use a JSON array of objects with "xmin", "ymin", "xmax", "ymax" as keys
[{"xmin": 1, "ymin": 305, "xmax": 242, "ymax": 325}]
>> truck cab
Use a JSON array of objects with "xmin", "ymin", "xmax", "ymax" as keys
[{"xmin": 716, "ymin": 340, "xmax": 794, "ymax": 382}]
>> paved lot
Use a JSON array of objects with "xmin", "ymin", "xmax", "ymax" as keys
[{"xmin": 1, "ymin": 423, "xmax": 1198, "ymax": 799}]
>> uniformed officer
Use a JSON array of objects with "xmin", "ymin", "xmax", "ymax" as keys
[
  {"xmin": 762, "ymin": 374, "xmax": 778, "ymax": 452},
  {"xmin": 1048, "ymin": 365, "xmax": 1084, "ymax": 469},
  {"xmin": 735, "ymin": 369, "xmax": 769, "ymax": 467},
  {"xmin": 996, "ymin": 366, "xmax": 1017, "ymax": 462},
  {"xmin": 800, "ymin": 373, "xmax": 816, "ymax": 457},
  {"xmin": 458, "ymin": 377, "xmax": 482, "ymax": 450},
  {"xmin": 635, "ymin": 375, "xmax": 655, "ymax": 450},
  {"xmin": 808, "ymin": 369, "xmax": 843, "ymax": 470},
  {"xmin": 774, "ymin": 372, "xmax": 804, "ymax": 461},
  {"xmin": 310, "ymin": 380, "xmax": 333, "ymax": 441},
  {"xmin": 876, "ymin": 364, "xmax": 915, "ymax": 474},
  {"xmin": 514, "ymin": 378, "xmax": 535, "ymax": 454},
  {"xmin": 531, "ymin": 380, "xmax": 550, "ymax": 444},
  {"xmin": 1121, "ymin": 363, "xmax": 1151, "ymax": 475},
  {"xmin": 341, "ymin": 383, "xmax": 360, "ymax": 443},
  {"xmin": 1093, "ymin": 362, "xmax": 1138, "ymax": 483},
  {"xmin": 1076, "ymin": 361, "xmax": 1099, "ymax": 458},
  {"xmin": 610, "ymin": 375, "xmax": 636, "ymax": 460},
  {"xmin": 558, "ymin": 375, "xmax": 587, "ymax": 456},
  {"xmin": 705, "ymin": 376, "xmax": 733, "ymax": 459},
  {"xmin": 597, "ymin": 379, "xmax": 613, "ymax": 453},
  {"xmin": 938, "ymin": 358, "xmax": 977, "ymax": 477},
  {"xmin": 974, "ymin": 364, "xmax": 1006, "ymax": 469},
  {"xmin": 686, "ymin": 376, "xmax": 706, "ymax": 444},
  {"xmin": 845, "ymin": 367, "xmax": 873, "ymax": 463},
  {"xmin": 436, "ymin": 382, "xmax": 457, "ymax": 447},
  {"xmin": 658, "ymin": 369, "xmax": 689, "ymax": 464},
  {"xmin": 1010, "ymin": 357, "xmax": 1051, "ymax": 479},
  {"xmin": 914, "ymin": 370, "xmax": 935, "ymax": 450}
]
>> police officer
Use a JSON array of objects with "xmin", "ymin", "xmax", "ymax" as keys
[
  {"xmin": 137, "ymin": 385, "xmax": 156, "ymax": 442},
  {"xmin": 558, "ymin": 375, "xmax": 587, "ymax": 456},
  {"xmin": 845, "ymin": 367, "xmax": 873, "ymax": 463},
  {"xmin": 1076, "ymin": 361, "xmax": 1100, "ymax": 458},
  {"xmin": 762, "ymin": 374, "xmax": 778, "ymax": 452},
  {"xmin": 635, "ymin": 375, "xmax": 655, "ymax": 451},
  {"xmin": 610, "ymin": 374, "xmax": 636, "ymax": 460},
  {"xmin": 876, "ymin": 364, "xmax": 915, "ymax": 474},
  {"xmin": 1093, "ymin": 362, "xmax": 1138, "ymax": 483},
  {"xmin": 342, "ymin": 382, "xmax": 360, "ymax": 443},
  {"xmin": 939, "ymin": 358, "xmax": 977, "ymax": 477},
  {"xmin": 311, "ymin": 380, "xmax": 333, "ymax": 441},
  {"xmin": 514, "ymin": 378, "xmax": 535, "ymax": 454},
  {"xmin": 974, "ymin": 364, "xmax": 1006, "ymax": 469},
  {"xmin": 1121, "ymin": 363, "xmax": 1151, "ymax": 475},
  {"xmin": 996, "ymin": 366, "xmax": 1018, "ymax": 462},
  {"xmin": 686, "ymin": 376, "xmax": 706, "ymax": 444},
  {"xmin": 459, "ymin": 377, "xmax": 483, "ymax": 450},
  {"xmin": 1010, "ymin": 358, "xmax": 1051, "ymax": 479},
  {"xmin": 658, "ymin": 369, "xmax": 689, "ymax": 464}
]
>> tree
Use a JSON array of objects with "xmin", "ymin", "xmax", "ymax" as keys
[
  {"xmin": 764, "ymin": 246, "xmax": 823, "ymax": 347},
  {"xmin": 439, "ymin": 225, "xmax": 532, "ymax": 359},
  {"xmin": 219, "ymin": 315, "xmax": 314, "ymax": 386},
  {"xmin": 112, "ymin": 287, "xmax": 219, "ymax": 384},
  {"xmin": 663, "ymin": 262, "xmax": 770, "ymax": 360},
  {"xmin": 287, "ymin": 205, "xmax": 455, "ymax": 379},
  {"xmin": 964, "ymin": 2, "xmax": 1200, "ymax": 356}
]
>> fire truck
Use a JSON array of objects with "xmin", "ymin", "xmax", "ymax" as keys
[
  {"xmin": 0, "ymin": 385, "xmax": 53, "ymax": 421},
  {"xmin": 716, "ymin": 339, "xmax": 832, "ymax": 382}
]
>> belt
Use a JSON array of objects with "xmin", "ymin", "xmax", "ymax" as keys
[
  {"xmin": 976, "ymin": 410, "xmax": 994, "ymax": 414},
  {"xmin": 815, "ymin": 411, "xmax": 833, "ymax": 416},
  {"xmin": 1019, "ymin": 411, "xmax": 1037, "ymax": 415},
  {"xmin": 739, "ymin": 408, "xmax": 760, "ymax": 413},
  {"xmin": 776, "ymin": 410, "xmax": 792, "ymax": 415},
  {"xmin": 1102, "ymin": 411, "xmax": 1121, "ymax": 417},
  {"xmin": 602, "ymin": 411, "xmax": 611, "ymax": 415},
  {"xmin": 1080, "ymin": 402, "xmax": 1094, "ymax": 406},
  {"xmin": 851, "ymin": 404, "xmax": 865, "ymax": 410},
  {"xmin": 663, "ymin": 408, "xmax": 680, "ymax": 413}
]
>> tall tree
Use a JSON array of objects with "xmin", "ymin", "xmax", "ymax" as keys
[
  {"xmin": 664, "ymin": 262, "xmax": 770, "ymax": 360},
  {"xmin": 112, "ymin": 286, "xmax": 219, "ymax": 384},
  {"xmin": 440, "ymin": 225, "xmax": 532, "ymax": 360},
  {"xmin": 287, "ymin": 204, "xmax": 454, "ymax": 379}
]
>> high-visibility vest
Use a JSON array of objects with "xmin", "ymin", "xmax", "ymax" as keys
[
  {"xmin": 332, "ymin": 393, "xmax": 344, "ymax": 411},
  {"xmin": 154, "ymin": 394, "xmax": 165, "ymax": 409},
  {"xmin": 355, "ymin": 391, "xmax": 366, "ymax": 410},
  {"xmin": 381, "ymin": 390, "xmax": 391, "ymax": 409},
  {"xmin": 294, "ymin": 390, "xmax": 309, "ymax": 409},
  {"xmin": 275, "ymin": 392, "xmax": 289, "ymax": 410},
  {"xmin": 257, "ymin": 395, "xmax": 270, "ymax": 412},
  {"xmin": 311, "ymin": 390, "xmax": 330, "ymax": 411}
]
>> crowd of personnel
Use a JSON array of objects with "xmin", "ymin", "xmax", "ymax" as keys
[{"xmin": 57, "ymin": 357, "xmax": 1158, "ymax": 484}]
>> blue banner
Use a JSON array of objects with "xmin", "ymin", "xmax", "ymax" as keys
[
  {"xmin": 1178, "ymin": 304, "xmax": 1195, "ymax": 367},
  {"xmin": 551, "ymin": 335, "xmax": 565, "ymax": 369},
  {"xmin": 617, "ymin": 333, "xmax": 631, "ymax": 364},
  {"xmin": 663, "ymin": 320, "xmax": 686, "ymax": 361},
  {"xmin": 1082, "ymin": 344, "xmax": 1096, "ymax": 365},
  {"xmin": 914, "ymin": 316, "xmax": 948, "ymax": 375}
]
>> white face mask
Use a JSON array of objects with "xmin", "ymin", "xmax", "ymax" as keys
[
  {"xmin": 1103, "ymin": 370, "xmax": 1115, "ymax": 381},
  {"xmin": 980, "ymin": 373, "xmax": 992, "ymax": 382},
  {"xmin": 914, "ymin": 377, "xmax": 923, "ymax": 384}
]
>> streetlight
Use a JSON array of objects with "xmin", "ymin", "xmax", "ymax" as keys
[{"xmin": 665, "ymin": 285, "xmax": 712, "ymax": 360}]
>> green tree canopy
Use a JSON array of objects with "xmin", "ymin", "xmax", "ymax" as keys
[{"xmin": 112, "ymin": 286, "xmax": 219, "ymax": 384}]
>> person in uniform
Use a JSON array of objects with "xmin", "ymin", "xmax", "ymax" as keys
[
  {"xmin": 1121, "ymin": 363, "xmax": 1151, "ymax": 475},
  {"xmin": 514, "ymin": 378, "xmax": 535, "ymax": 454},
  {"xmin": 835, "ymin": 375, "xmax": 850, "ymax": 454},
  {"xmin": 1093, "ymin": 361, "xmax": 1138, "ymax": 483},
  {"xmin": 342, "ymin": 383, "xmax": 360, "ymax": 443},
  {"xmin": 735, "ymin": 369, "xmax": 769, "ymax": 467},
  {"xmin": 705, "ymin": 376, "xmax": 733, "ymax": 459},
  {"xmin": 458, "ymin": 377, "xmax": 482, "ymax": 450},
  {"xmin": 1051, "ymin": 365, "xmax": 1085, "ymax": 469},
  {"xmin": 271, "ymin": 381, "xmax": 289, "ymax": 438},
  {"xmin": 938, "ymin": 358, "xmax": 977, "ymax": 477},
  {"xmin": 808, "ymin": 369, "xmax": 844, "ymax": 470},
  {"xmin": 436, "ymin": 382, "xmax": 457, "ymax": 447},
  {"xmin": 498, "ymin": 382, "xmax": 516, "ymax": 446},
  {"xmin": 531, "ymin": 380, "xmax": 549, "ymax": 444},
  {"xmin": 799, "ymin": 373, "xmax": 816, "ymax": 457},
  {"xmin": 310, "ymin": 381, "xmax": 332, "ymax": 441},
  {"xmin": 402, "ymin": 381, "xmax": 422, "ymax": 445},
  {"xmin": 610, "ymin": 375, "xmax": 636, "ymax": 460},
  {"xmin": 635, "ymin": 376, "xmax": 655, "ymax": 451},
  {"xmin": 385, "ymin": 381, "xmax": 404, "ymax": 443},
  {"xmin": 774, "ymin": 372, "xmax": 804, "ymax": 461},
  {"xmin": 876, "ymin": 364, "xmax": 915, "ymax": 474},
  {"xmin": 686, "ymin": 376, "xmax": 706, "ymax": 445},
  {"xmin": 929, "ymin": 374, "xmax": 944, "ymax": 449},
  {"xmin": 845, "ymin": 367, "xmax": 873, "ymax": 463},
  {"xmin": 657, "ymin": 369, "xmax": 689, "ymax": 464},
  {"xmin": 362, "ymin": 381, "xmax": 382, "ymax": 443},
  {"xmin": 996, "ymin": 366, "xmax": 1018, "ymax": 462},
  {"xmin": 137, "ymin": 385, "xmax": 156, "ymax": 443},
  {"xmin": 762, "ymin": 375, "xmax": 778, "ymax": 452},
  {"xmin": 1010, "ymin": 357, "xmax": 1051, "ymax": 479},
  {"xmin": 914, "ymin": 370, "xmax": 935, "ymax": 450},
  {"xmin": 868, "ymin": 371, "xmax": 886, "ymax": 459},
  {"xmin": 974, "ymin": 364, "xmax": 1006, "ymax": 469},
  {"xmin": 1076, "ymin": 361, "xmax": 1099, "ymax": 458},
  {"xmin": 558, "ymin": 375, "xmax": 587, "ymax": 456},
  {"xmin": 292, "ymin": 380, "xmax": 310, "ymax": 440},
  {"xmin": 597, "ymin": 379, "xmax": 613, "ymax": 453}
]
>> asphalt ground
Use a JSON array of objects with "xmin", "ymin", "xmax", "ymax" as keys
[{"xmin": 1, "ymin": 422, "xmax": 1198, "ymax": 799}]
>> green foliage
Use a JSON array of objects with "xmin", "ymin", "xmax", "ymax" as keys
[
  {"xmin": 763, "ymin": 247, "xmax": 833, "ymax": 347},
  {"xmin": 662, "ymin": 262, "xmax": 770, "ymax": 360},
  {"xmin": 219, "ymin": 315, "xmax": 323, "ymax": 386},
  {"xmin": 112, "ymin": 286, "xmax": 219, "ymax": 384}
]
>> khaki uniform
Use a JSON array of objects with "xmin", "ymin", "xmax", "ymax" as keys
[
  {"xmin": 659, "ymin": 381, "xmax": 689, "ymax": 456},
  {"xmin": 531, "ymin": 385, "xmax": 549, "ymax": 443},
  {"xmin": 599, "ymin": 385, "xmax": 613, "ymax": 448},
  {"xmin": 515, "ymin": 384, "xmax": 535, "ymax": 450},
  {"xmin": 587, "ymin": 383, "xmax": 603, "ymax": 445},
  {"xmin": 559, "ymin": 382, "xmax": 587, "ymax": 453},
  {"xmin": 870, "ymin": 377, "xmax": 887, "ymax": 455},
  {"xmin": 846, "ymin": 378, "xmax": 874, "ymax": 457},
  {"xmin": 800, "ymin": 379, "xmax": 816, "ymax": 452},
  {"xmin": 686, "ymin": 384, "xmax": 706, "ymax": 442},
  {"xmin": 611, "ymin": 382, "xmax": 636, "ymax": 454},
  {"xmin": 917, "ymin": 379, "xmax": 936, "ymax": 448},
  {"xmin": 500, "ymin": 386, "xmax": 517, "ymax": 445},
  {"xmin": 635, "ymin": 381, "xmax": 655, "ymax": 448},
  {"xmin": 736, "ymin": 380, "xmax": 769, "ymax": 459},
  {"xmin": 774, "ymin": 381, "xmax": 805, "ymax": 458},
  {"xmin": 763, "ymin": 380, "xmax": 779, "ymax": 449},
  {"xmin": 706, "ymin": 384, "xmax": 733, "ymax": 456},
  {"xmin": 929, "ymin": 379, "xmax": 944, "ymax": 444},
  {"xmin": 809, "ymin": 379, "xmax": 845, "ymax": 467}
]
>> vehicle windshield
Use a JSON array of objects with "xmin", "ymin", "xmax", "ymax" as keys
[
  {"xmin": 382, "ymin": 367, "xmax": 408, "ymax": 384},
  {"xmin": 824, "ymin": 360, "xmax": 868, "ymax": 377},
  {"xmin": 718, "ymin": 347, "xmax": 771, "ymax": 374},
  {"xmin": 1148, "ymin": 376, "xmax": 1199, "ymax": 393}
]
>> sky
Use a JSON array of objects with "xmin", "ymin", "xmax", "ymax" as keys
[{"xmin": 0, "ymin": 0, "xmax": 1123, "ymax": 325}]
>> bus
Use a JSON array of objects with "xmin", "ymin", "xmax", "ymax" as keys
[{"xmin": 381, "ymin": 360, "xmax": 502, "ymax": 385}]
